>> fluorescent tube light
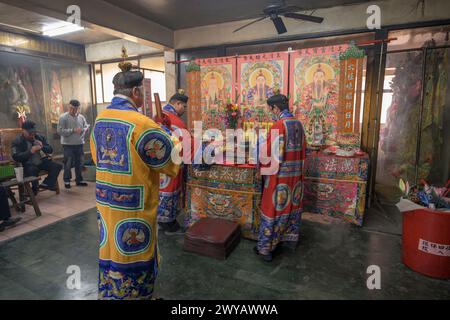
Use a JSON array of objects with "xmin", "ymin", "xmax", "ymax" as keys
[{"xmin": 42, "ymin": 23, "xmax": 84, "ymax": 37}]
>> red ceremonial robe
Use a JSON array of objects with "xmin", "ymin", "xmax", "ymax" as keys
[
  {"xmin": 157, "ymin": 104, "xmax": 186, "ymax": 223},
  {"xmin": 257, "ymin": 110, "xmax": 306, "ymax": 256}
]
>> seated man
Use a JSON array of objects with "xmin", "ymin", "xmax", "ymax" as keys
[
  {"xmin": 11, "ymin": 120, "xmax": 63, "ymax": 194},
  {"xmin": 0, "ymin": 186, "xmax": 21, "ymax": 232}
]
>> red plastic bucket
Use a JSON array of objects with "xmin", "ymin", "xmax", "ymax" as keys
[{"xmin": 402, "ymin": 208, "xmax": 450, "ymax": 279}]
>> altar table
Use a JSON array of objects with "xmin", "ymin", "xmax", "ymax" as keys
[
  {"xmin": 303, "ymin": 151, "xmax": 369, "ymax": 226},
  {"xmin": 184, "ymin": 164, "xmax": 261, "ymax": 240},
  {"xmin": 184, "ymin": 151, "xmax": 370, "ymax": 239}
]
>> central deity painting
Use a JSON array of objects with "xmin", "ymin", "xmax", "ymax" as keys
[{"xmin": 238, "ymin": 52, "xmax": 289, "ymax": 129}]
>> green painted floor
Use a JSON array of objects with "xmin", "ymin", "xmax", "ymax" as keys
[{"xmin": 0, "ymin": 207, "xmax": 449, "ymax": 300}]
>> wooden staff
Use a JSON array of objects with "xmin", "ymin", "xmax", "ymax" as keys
[{"xmin": 154, "ymin": 92, "xmax": 162, "ymax": 118}]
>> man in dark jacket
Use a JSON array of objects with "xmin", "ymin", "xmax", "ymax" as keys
[
  {"xmin": 11, "ymin": 120, "xmax": 63, "ymax": 194},
  {"xmin": 0, "ymin": 186, "xmax": 21, "ymax": 232}
]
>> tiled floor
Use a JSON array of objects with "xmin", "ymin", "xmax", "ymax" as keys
[
  {"xmin": 0, "ymin": 206, "xmax": 449, "ymax": 299},
  {"xmin": 0, "ymin": 175, "xmax": 96, "ymax": 242}
]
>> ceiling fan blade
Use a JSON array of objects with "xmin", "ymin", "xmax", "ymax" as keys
[
  {"xmin": 233, "ymin": 16, "xmax": 268, "ymax": 33},
  {"xmin": 234, "ymin": 12, "xmax": 266, "ymax": 21},
  {"xmin": 271, "ymin": 16, "xmax": 287, "ymax": 34},
  {"xmin": 283, "ymin": 12, "xmax": 324, "ymax": 23}
]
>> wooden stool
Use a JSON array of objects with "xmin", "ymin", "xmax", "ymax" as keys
[
  {"xmin": 184, "ymin": 218, "xmax": 241, "ymax": 260},
  {"xmin": 1, "ymin": 176, "xmax": 42, "ymax": 217}
]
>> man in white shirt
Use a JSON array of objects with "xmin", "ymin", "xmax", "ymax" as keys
[{"xmin": 57, "ymin": 99, "xmax": 89, "ymax": 189}]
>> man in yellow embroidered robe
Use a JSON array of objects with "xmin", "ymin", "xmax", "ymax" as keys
[{"xmin": 90, "ymin": 67, "xmax": 179, "ymax": 299}]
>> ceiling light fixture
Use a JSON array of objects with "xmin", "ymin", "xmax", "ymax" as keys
[
  {"xmin": 42, "ymin": 22, "xmax": 84, "ymax": 37},
  {"xmin": 0, "ymin": 22, "xmax": 41, "ymax": 35}
]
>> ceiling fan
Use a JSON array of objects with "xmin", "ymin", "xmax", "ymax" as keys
[{"xmin": 233, "ymin": 1, "xmax": 324, "ymax": 35}]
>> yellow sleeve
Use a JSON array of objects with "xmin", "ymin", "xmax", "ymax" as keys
[
  {"xmin": 160, "ymin": 135, "xmax": 181, "ymax": 177},
  {"xmin": 135, "ymin": 122, "xmax": 180, "ymax": 178}
]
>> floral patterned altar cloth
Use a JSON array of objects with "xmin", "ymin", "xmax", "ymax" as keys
[
  {"xmin": 303, "ymin": 151, "xmax": 369, "ymax": 225},
  {"xmin": 185, "ymin": 151, "xmax": 369, "ymax": 239},
  {"xmin": 185, "ymin": 164, "xmax": 262, "ymax": 240}
]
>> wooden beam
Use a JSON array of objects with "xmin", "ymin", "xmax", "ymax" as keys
[{"xmin": 362, "ymin": 30, "xmax": 388, "ymax": 206}]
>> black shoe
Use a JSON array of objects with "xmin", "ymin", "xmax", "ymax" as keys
[
  {"xmin": 65, "ymin": 183, "xmax": 71, "ymax": 189},
  {"xmin": 40, "ymin": 184, "xmax": 57, "ymax": 191},
  {"xmin": 164, "ymin": 224, "xmax": 185, "ymax": 235},
  {"xmin": 261, "ymin": 253, "xmax": 273, "ymax": 262},
  {"xmin": 0, "ymin": 224, "xmax": 5, "ymax": 232},
  {"xmin": 164, "ymin": 228, "xmax": 185, "ymax": 236},
  {"xmin": 76, "ymin": 182, "xmax": 88, "ymax": 187},
  {"xmin": 253, "ymin": 246, "xmax": 273, "ymax": 262},
  {"xmin": 162, "ymin": 220, "xmax": 184, "ymax": 235},
  {"xmin": 2, "ymin": 217, "xmax": 21, "ymax": 228}
]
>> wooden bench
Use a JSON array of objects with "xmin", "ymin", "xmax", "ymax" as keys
[
  {"xmin": 0, "ymin": 168, "xmax": 60, "ymax": 195},
  {"xmin": 1, "ymin": 176, "xmax": 42, "ymax": 216}
]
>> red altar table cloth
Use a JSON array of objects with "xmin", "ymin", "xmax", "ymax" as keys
[{"xmin": 303, "ymin": 151, "xmax": 370, "ymax": 225}]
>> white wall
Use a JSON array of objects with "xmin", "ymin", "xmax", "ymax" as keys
[
  {"xmin": 164, "ymin": 51, "xmax": 176, "ymax": 98},
  {"xmin": 174, "ymin": 0, "xmax": 450, "ymax": 49}
]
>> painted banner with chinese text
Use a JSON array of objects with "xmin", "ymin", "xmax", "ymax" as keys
[
  {"xmin": 186, "ymin": 67, "xmax": 201, "ymax": 130},
  {"xmin": 290, "ymin": 45, "xmax": 348, "ymax": 146},
  {"xmin": 143, "ymin": 78, "xmax": 152, "ymax": 117}
]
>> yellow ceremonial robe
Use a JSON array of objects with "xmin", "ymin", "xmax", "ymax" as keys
[{"xmin": 90, "ymin": 95, "xmax": 179, "ymax": 299}]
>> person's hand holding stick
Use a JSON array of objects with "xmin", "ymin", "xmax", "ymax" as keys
[{"xmin": 153, "ymin": 93, "xmax": 172, "ymax": 133}]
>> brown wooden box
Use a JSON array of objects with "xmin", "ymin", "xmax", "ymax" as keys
[{"xmin": 183, "ymin": 218, "xmax": 241, "ymax": 260}]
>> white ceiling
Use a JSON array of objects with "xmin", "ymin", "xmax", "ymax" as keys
[
  {"xmin": 0, "ymin": 0, "xmax": 382, "ymax": 49},
  {"xmin": 0, "ymin": 2, "xmax": 117, "ymax": 44},
  {"xmin": 104, "ymin": 0, "xmax": 375, "ymax": 30}
]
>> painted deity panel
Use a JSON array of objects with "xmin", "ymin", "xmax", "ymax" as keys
[
  {"xmin": 196, "ymin": 57, "xmax": 236, "ymax": 130},
  {"xmin": 238, "ymin": 52, "xmax": 289, "ymax": 130},
  {"xmin": 290, "ymin": 45, "xmax": 348, "ymax": 146}
]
